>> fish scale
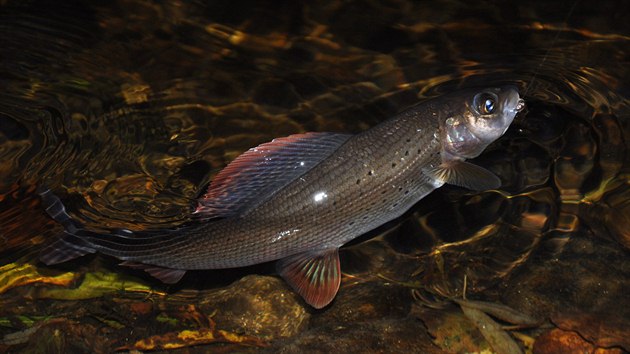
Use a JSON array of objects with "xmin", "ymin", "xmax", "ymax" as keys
[
  {"xmin": 90, "ymin": 108, "xmax": 442, "ymax": 268},
  {"xmin": 39, "ymin": 86, "xmax": 524, "ymax": 308}
]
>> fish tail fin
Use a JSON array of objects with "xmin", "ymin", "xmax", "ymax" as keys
[{"xmin": 38, "ymin": 188, "xmax": 96, "ymax": 265}]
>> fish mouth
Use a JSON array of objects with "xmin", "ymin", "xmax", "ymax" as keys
[
  {"xmin": 494, "ymin": 86, "xmax": 522, "ymax": 136},
  {"xmin": 515, "ymin": 98, "xmax": 526, "ymax": 112},
  {"xmin": 502, "ymin": 86, "xmax": 525, "ymax": 114}
]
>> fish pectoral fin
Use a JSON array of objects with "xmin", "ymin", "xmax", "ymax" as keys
[
  {"xmin": 120, "ymin": 261, "xmax": 186, "ymax": 284},
  {"xmin": 276, "ymin": 248, "xmax": 341, "ymax": 309},
  {"xmin": 426, "ymin": 161, "xmax": 501, "ymax": 191}
]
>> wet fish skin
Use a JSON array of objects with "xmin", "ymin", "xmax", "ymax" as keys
[{"xmin": 40, "ymin": 86, "xmax": 524, "ymax": 308}]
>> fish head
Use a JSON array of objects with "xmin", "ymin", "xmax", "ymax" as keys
[{"xmin": 440, "ymin": 86, "xmax": 524, "ymax": 159}]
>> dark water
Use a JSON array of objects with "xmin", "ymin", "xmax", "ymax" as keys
[{"xmin": 0, "ymin": 0, "xmax": 628, "ymax": 352}]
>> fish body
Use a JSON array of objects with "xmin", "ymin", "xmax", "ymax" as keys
[{"xmin": 40, "ymin": 86, "xmax": 524, "ymax": 308}]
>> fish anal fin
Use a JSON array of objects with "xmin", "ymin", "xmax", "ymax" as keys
[
  {"xmin": 276, "ymin": 248, "xmax": 341, "ymax": 309},
  {"xmin": 120, "ymin": 261, "xmax": 186, "ymax": 284},
  {"xmin": 40, "ymin": 231, "xmax": 96, "ymax": 265},
  {"xmin": 426, "ymin": 161, "xmax": 501, "ymax": 191}
]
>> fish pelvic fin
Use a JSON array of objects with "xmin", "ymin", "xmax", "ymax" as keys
[
  {"xmin": 276, "ymin": 248, "xmax": 341, "ymax": 309},
  {"xmin": 38, "ymin": 188, "xmax": 96, "ymax": 264},
  {"xmin": 119, "ymin": 261, "xmax": 186, "ymax": 284},
  {"xmin": 425, "ymin": 160, "xmax": 501, "ymax": 191}
]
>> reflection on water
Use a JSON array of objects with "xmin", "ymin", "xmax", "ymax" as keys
[{"xmin": 0, "ymin": 0, "xmax": 628, "ymax": 352}]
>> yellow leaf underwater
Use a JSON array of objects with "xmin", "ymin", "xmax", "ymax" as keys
[
  {"xmin": 0, "ymin": 263, "xmax": 76, "ymax": 295},
  {"xmin": 119, "ymin": 327, "xmax": 269, "ymax": 351},
  {"xmin": 35, "ymin": 271, "xmax": 162, "ymax": 300}
]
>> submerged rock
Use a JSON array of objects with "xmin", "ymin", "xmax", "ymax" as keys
[{"xmin": 200, "ymin": 275, "xmax": 310, "ymax": 340}]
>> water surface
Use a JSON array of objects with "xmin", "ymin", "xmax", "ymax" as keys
[{"xmin": 0, "ymin": 1, "xmax": 628, "ymax": 352}]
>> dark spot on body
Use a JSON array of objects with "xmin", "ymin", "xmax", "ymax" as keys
[
  {"xmin": 405, "ymin": 150, "xmax": 409, "ymax": 156},
  {"xmin": 405, "ymin": 190, "xmax": 409, "ymax": 195},
  {"xmin": 349, "ymin": 221, "xmax": 355, "ymax": 226},
  {"xmin": 356, "ymin": 179, "xmax": 361, "ymax": 184},
  {"xmin": 406, "ymin": 138, "xmax": 411, "ymax": 143},
  {"xmin": 368, "ymin": 170, "xmax": 374, "ymax": 176},
  {"xmin": 391, "ymin": 163, "xmax": 397, "ymax": 168}
]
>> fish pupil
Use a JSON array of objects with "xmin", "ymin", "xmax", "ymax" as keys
[{"xmin": 484, "ymin": 98, "xmax": 495, "ymax": 114}]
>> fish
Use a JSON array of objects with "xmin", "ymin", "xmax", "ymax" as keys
[{"xmin": 39, "ymin": 86, "xmax": 524, "ymax": 308}]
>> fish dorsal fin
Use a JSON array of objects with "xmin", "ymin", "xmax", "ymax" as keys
[
  {"xmin": 120, "ymin": 261, "xmax": 186, "ymax": 284},
  {"xmin": 425, "ymin": 161, "xmax": 501, "ymax": 191},
  {"xmin": 196, "ymin": 132, "xmax": 351, "ymax": 218},
  {"xmin": 276, "ymin": 248, "xmax": 341, "ymax": 309}
]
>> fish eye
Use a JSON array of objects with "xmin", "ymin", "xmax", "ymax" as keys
[{"xmin": 473, "ymin": 92, "xmax": 498, "ymax": 115}]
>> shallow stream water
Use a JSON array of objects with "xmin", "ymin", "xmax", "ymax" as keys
[{"xmin": 0, "ymin": 1, "xmax": 628, "ymax": 352}]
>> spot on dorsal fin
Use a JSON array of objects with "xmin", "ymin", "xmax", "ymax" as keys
[
  {"xmin": 120, "ymin": 261, "xmax": 186, "ymax": 284},
  {"xmin": 195, "ymin": 132, "xmax": 351, "ymax": 218},
  {"xmin": 276, "ymin": 248, "xmax": 341, "ymax": 309}
]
